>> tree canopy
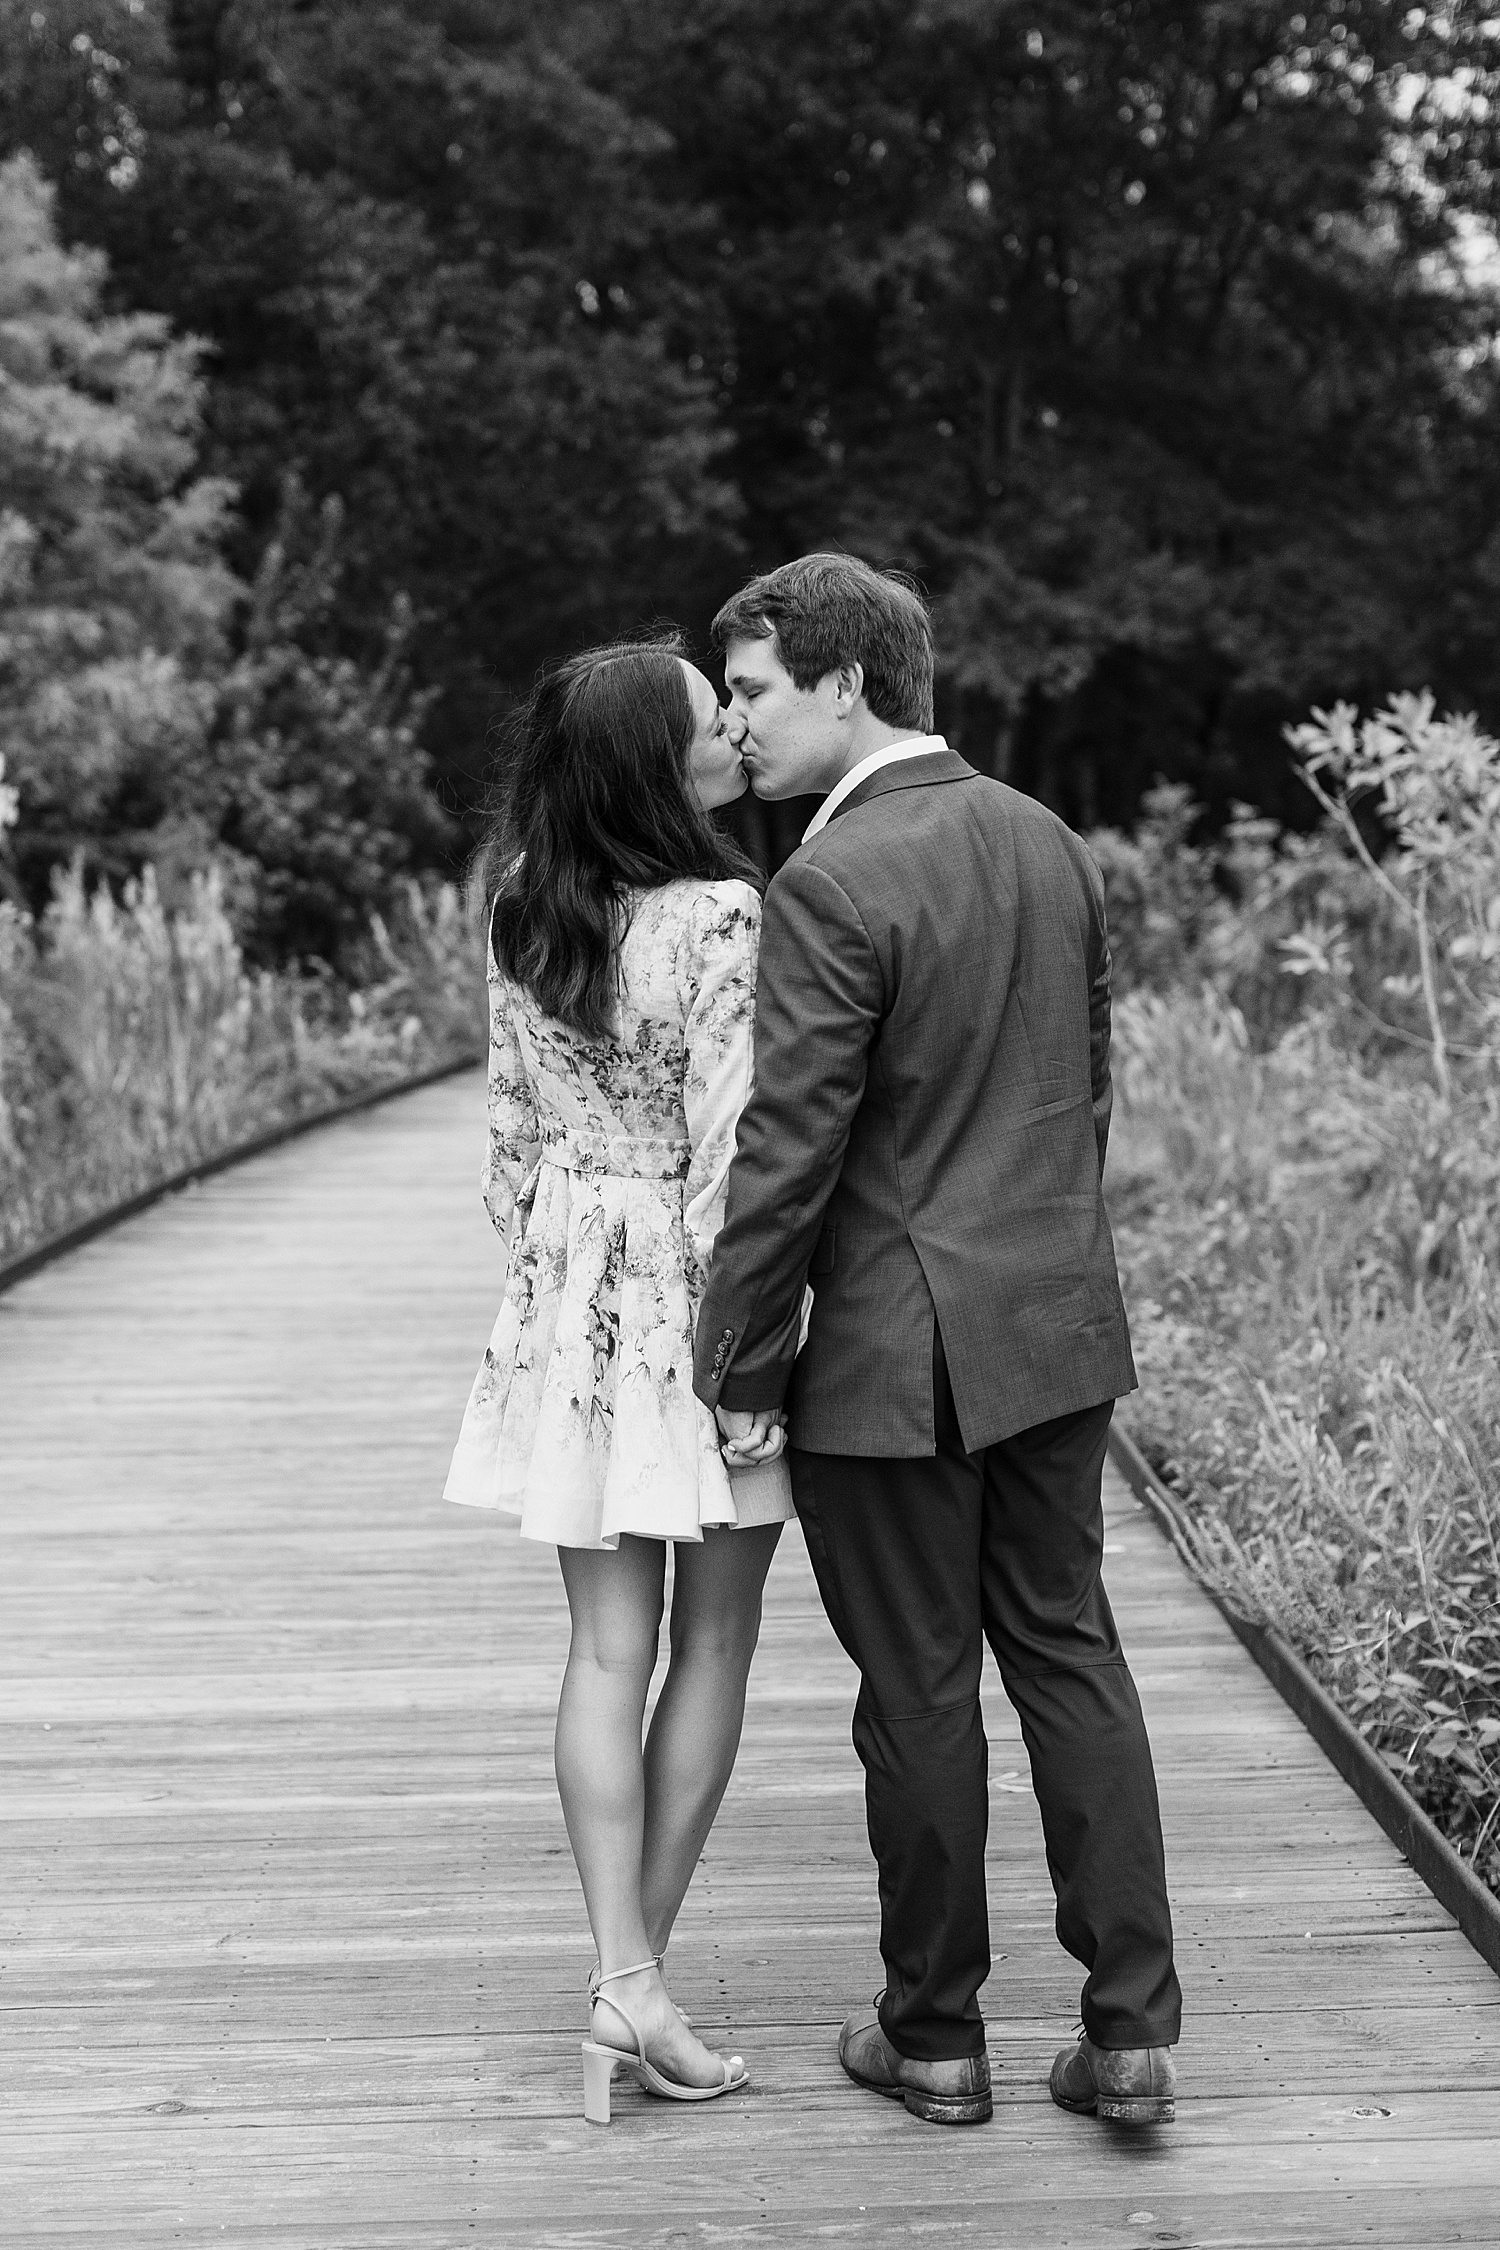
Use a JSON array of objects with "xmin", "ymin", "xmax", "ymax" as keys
[
  {"xmin": 585, "ymin": 0, "xmax": 1500, "ymax": 822},
  {"xmin": 2, "ymin": 0, "xmax": 1498, "ymax": 897}
]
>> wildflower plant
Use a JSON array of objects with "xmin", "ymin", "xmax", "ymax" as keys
[
  {"xmin": 1101, "ymin": 696, "xmax": 1500, "ymax": 1893},
  {"xmin": 1283, "ymin": 694, "xmax": 1500, "ymax": 1101}
]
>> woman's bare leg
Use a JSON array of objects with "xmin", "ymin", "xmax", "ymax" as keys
[
  {"xmin": 640, "ymin": 1523, "xmax": 782, "ymax": 1956},
  {"xmin": 555, "ymin": 1536, "xmax": 732, "ymax": 2086}
]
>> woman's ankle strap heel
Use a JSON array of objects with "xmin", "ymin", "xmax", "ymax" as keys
[
  {"xmin": 582, "ymin": 1958, "xmax": 659, "ymax": 2127},
  {"xmin": 580, "ymin": 1956, "xmax": 747, "ymax": 2123},
  {"xmin": 581, "ymin": 2038, "xmax": 619, "ymax": 2125}
]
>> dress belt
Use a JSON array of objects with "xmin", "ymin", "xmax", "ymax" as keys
[{"xmin": 540, "ymin": 1127, "xmax": 691, "ymax": 1182}]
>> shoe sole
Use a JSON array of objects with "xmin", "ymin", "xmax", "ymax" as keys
[
  {"xmin": 1099, "ymin": 2094, "xmax": 1175, "ymax": 2125},
  {"xmin": 903, "ymin": 2087, "xmax": 993, "ymax": 2126},
  {"xmin": 1051, "ymin": 2085, "xmax": 1174, "ymax": 2125}
]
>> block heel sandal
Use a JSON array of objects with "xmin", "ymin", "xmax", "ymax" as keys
[{"xmin": 581, "ymin": 1956, "xmax": 747, "ymax": 2125}]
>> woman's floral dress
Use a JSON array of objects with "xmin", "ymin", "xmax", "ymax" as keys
[{"xmin": 444, "ymin": 878, "xmax": 795, "ymax": 1548}]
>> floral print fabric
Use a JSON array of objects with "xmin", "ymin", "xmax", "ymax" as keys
[{"xmin": 444, "ymin": 877, "xmax": 794, "ymax": 1547}]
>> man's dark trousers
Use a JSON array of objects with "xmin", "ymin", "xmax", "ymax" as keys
[{"xmin": 791, "ymin": 1327, "xmax": 1182, "ymax": 2064}]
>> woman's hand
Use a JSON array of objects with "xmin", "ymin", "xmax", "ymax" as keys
[{"xmin": 715, "ymin": 1405, "xmax": 787, "ymax": 1466}]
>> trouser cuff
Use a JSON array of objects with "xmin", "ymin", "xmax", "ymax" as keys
[
  {"xmin": 1081, "ymin": 2004, "xmax": 1183, "ymax": 2050},
  {"xmin": 878, "ymin": 1994, "xmax": 988, "ymax": 2064}
]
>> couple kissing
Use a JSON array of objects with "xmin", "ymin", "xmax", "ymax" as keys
[{"xmin": 444, "ymin": 551, "xmax": 1182, "ymax": 2129}]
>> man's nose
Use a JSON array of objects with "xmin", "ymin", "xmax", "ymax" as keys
[{"xmin": 726, "ymin": 710, "xmax": 748, "ymax": 746}]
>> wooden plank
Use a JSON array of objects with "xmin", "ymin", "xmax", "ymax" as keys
[{"xmin": 2, "ymin": 1070, "xmax": 1498, "ymax": 2248}]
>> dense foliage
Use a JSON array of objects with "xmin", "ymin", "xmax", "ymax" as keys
[
  {"xmin": 0, "ymin": 0, "xmax": 743, "ymax": 875},
  {"xmin": 1098, "ymin": 696, "xmax": 1500, "ymax": 1892},
  {"xmin": 590, "ymin": 0, "xmax": 1500, "ymax": 824},
  {"xmin": 4, "ymin": 0, "xmax": 1499, "ymax": 912},
  {"xmin": 0, "ymin": 150, "xmax": 237, "ymax": 897},
  {"xmin": 0, "ymin": 151, "xmax": 453, "ymax": 958}
]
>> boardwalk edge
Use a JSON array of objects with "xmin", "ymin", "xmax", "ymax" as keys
[
  {"xmin": 0, "ymin": 1054, "xmax": 482, "ymax": 1302},
  {"xmin": 1108, "ymin": 1421, "xmax": 1500, "ymax": 1981}
]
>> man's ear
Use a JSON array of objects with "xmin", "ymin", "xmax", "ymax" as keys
[{"xmin": 833, "ymin": 660, "xmax": 864, "ymax": 715}]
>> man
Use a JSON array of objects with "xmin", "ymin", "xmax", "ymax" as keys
[{"xmin": 692, "ymin": 552, "xmax": 1182, "ymax": 2128}]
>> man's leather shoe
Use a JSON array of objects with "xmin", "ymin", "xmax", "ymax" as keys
[
  {"xmin": 838, "ymin": 2005, "xmax": 992, "ymax": 2126},
  {"xmin": 1049, "ymin": 2031, "xmax": 1176, "ymax": 2124}
]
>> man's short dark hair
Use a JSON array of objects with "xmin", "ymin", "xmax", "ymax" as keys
[{"xmin": 712, "ymin": 552, "xmax": 935, "ymax": 733}]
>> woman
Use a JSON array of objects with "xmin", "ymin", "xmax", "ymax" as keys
[{"xmin": 444, "ymin": 637, "xmax": 792, "ymax": 2124}]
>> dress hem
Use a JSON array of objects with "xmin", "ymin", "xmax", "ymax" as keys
[
  {"xmin": 441, "ymin": 1487, "xmax": 767, "ymax": 1549},
  {"xmin": 441, "ymin": 1473, "xmax": 792, "ymax": 1546}
]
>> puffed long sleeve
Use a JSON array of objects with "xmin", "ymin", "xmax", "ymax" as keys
[
  {"xmin": 481, "ymin": 962, "xmax": 541, "ymax": 1247},
  {"xmin": 679, "ymin": 886, "xmax": 761, "ymax": 1303}
]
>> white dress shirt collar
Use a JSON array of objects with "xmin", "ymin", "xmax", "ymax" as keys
[{"xmin": 801, "ymin": 735, "xmax": 952, "ymax": 843}]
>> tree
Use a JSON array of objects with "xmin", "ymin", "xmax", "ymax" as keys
[
  {"xmin": 0, "ymin": 149, "xmax": 454, "ymax": 962},
  {"xmin": 3, "ymin": 1, "xmax": 745, "ymax": 815},
  {"xmin": 583, "ymin": 0, "xmax": 1500, "ymax": 816},
  {"xmin": 6, "ymin": 1, "xmax": 1499, "ymax": 857},
  {"xmin": 0, "ymin": 149, "xmax": 236, "ymax": 895}
]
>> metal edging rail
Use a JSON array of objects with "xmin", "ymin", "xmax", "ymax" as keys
[
  {"xmin": 0, "ymin": 1054, "xmax": 482, "ymax": 1302},
  {"xmin": 1107, "ymin": 1421, "xmax": 1500, "ymax": 1980}
]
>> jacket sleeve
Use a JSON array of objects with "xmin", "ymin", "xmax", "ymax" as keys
[
  {"xmin": 692, "ymin": 854, "xmax": 883, "ymax": 1414},
  {"xmin": 1081, "ymin": 843, "xmax": 1114, "ymax": 1178},
  {"xmin": 680, "ymin": 887, "xmax": 760, "ymax": 1301},
  {"xmin": 481, "ymin": 964, "xmax": 541, "ymax": 1248}
]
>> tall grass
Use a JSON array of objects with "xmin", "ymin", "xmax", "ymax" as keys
[
  {"xmin": 1097, "ymin": 697, "xmax": 1500, "ymax": 1892},
  {"xmin": 0, "ymin": 858, "xmax": 485, "ymax": 1266}
]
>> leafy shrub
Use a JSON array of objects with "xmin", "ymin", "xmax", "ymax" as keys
[
  {"xmin": 1084, "ymin": 782, "xmax": 1228, "ymax": 997},
  {"xmin": 199, "ymin": 485, "xmax": 456, "ymax": 966}
]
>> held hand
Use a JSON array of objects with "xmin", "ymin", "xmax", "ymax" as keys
[{"xmin": 715, "ymin": 1405, "xmax": 787, "ymax": 1466}]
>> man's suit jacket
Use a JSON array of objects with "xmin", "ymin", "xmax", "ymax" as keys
[{"xmin": 691, "ymin": 749, "xmax": 1137, "ymax": 1456}]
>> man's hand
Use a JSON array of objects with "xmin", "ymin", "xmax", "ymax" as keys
[{"xmin": 715, "ymin": 1405, "xmax": 787, "ymax": 1465}]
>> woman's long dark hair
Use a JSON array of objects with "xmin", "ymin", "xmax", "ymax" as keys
[{"xmin": 477, "ymin": 635, "xmax": 761, "ymax": 1039}]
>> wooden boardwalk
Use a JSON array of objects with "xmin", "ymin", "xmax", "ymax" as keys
[{"xmin": 2, "ymin": 1071, "xmax": 1497, "ymax": 2248}]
